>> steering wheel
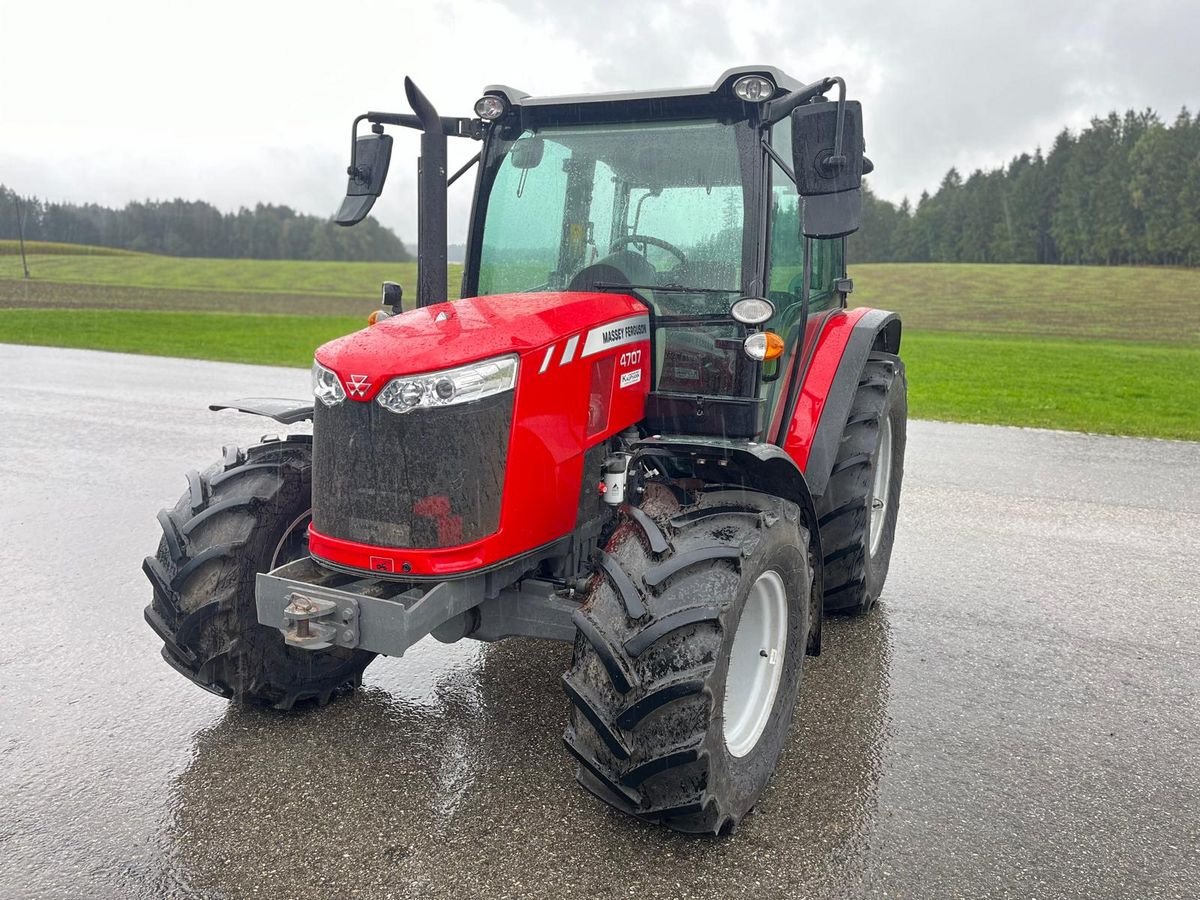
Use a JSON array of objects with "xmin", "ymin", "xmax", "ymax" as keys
[{"xmin": 610, "ymin": 234, "xmax": 688, "ymax": 267}]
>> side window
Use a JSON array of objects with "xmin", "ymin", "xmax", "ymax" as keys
[
  {"xmin": 767, "ymin": 117, "xmax": 803, "ymax": 316},
  {"xmin": 806, "ymin": 238, "xmax": 844, "ymax": 311},
  {"xmin": 768, "ymin": 116, "xmax": 845, "ymax": 316}
]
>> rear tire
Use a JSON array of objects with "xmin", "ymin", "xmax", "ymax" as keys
[
  {"xmin": 143, "ymin": 436, "xmax": 375, "ymax": 709},
  {"xmin": 817, "ymin": 351, "xmax": 907, "ymax": 615},
  {"xmin": 563, "ymin": 488, "xmax": 813, "ymax": 835}
]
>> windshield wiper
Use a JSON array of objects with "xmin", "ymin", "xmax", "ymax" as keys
[{"xmin": 593, "ymin": 281, "xmax": 740, "ymax": 295}]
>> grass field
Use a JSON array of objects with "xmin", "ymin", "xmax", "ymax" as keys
[
  {"xmin": 0, "ymin": 243, "xmax": 432, "ymax": 298},
  {"xmin": 1, "ymin": 243, "xmax": 1197, "ymax": 439},
  {"xmin": 0, "ymin": 239, "xmax": 138, "ymax": 257},
  {"xmin": 853, "ymin": 262, "xmax": 1200, "ymax": 345},
  {"xmin": 6, "ymin": 243, "xmax": 1200, "ymax": 343}
]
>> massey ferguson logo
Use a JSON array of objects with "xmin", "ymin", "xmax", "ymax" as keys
[{"xmin": 345, "ymin": 374, "xmax": 371, "ymax": 398}]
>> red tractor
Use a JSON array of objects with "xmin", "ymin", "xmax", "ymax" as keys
[{"xmin": 144, "ymin": 66, "xmax": 906, "ymax": 835}]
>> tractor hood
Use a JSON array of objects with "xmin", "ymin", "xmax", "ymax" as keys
[
  {"xmin": 314, "ymin": 291, "xmax": 648, "ymax": 403},
  {"xmin": 307, "ymin": 288, "xmax": 654, "ymax": 577}
]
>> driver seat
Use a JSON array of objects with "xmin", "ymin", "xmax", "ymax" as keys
[{"xmin": 567, "ymin": 249, "xmax": 659, "ymax": 294}]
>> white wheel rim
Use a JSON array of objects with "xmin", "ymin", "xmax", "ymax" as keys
[
  {"xmin": 869, "ymin": 416, "xmax": 893, "ymax": 556},
  {"xmin": 723, "ymin": 569, "xmax": 788, "ymax": 758}
]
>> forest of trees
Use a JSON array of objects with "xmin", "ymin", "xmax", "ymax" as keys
[
  {"xmin": 0, "ymin": 186, "xmax": 411, "ymax": 262},
  {"xmin": 4, "ymin": 105, "xmax": 1198, "ymax": 267},
  {"xmin": 850, "ymin": 107, "xmax": 1200, "ymax": 267}
]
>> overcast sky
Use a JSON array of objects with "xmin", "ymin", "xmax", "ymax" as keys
[{"xmin": 2, "ymin": 0, "xmax": 1197, "ymax": 247}]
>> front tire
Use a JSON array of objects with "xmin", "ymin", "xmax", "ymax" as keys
[
  {"xmin": 143, "ymin": 436, "xmax": 375, "ymax": 709},
  {"xmin": 563, "ymin": 488, "xmax": 813, "ymax": 834}
]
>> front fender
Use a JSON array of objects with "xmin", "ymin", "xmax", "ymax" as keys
[
  {"xmin": 209, "ymin": 398, "xmax": 314, "ymax": 424},
  {"xmin": 632, "ymin": 436, "xmax": 824, "ymax": 654}
]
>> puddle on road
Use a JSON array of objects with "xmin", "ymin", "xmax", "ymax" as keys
[{"xmin": 150, "ymin": 616, "xmax": 893, "ymax": 900}]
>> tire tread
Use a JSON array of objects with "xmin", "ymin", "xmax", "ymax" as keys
[
  {"xmin": 814, "ymin": 352, "xmax": 906, "ymax": 614},
  {"xmin": 564, "ymin": 489, "xmax": 811, "ymax": 834},
  {"xmin": 143, "ymin": 440, "xmax": 373, "ymax": 708}
]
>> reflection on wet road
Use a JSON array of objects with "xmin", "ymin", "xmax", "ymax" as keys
[
  {"xmin": 2, "ymin": 345, "xmax": 1198, "ymax": 899},
  {"xmin": 162, "ymin": 617, "xmax": 891, "ymax": 899}
]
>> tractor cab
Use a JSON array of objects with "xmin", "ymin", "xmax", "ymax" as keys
[{"xmin": 340, "ymin": 66, "xmax": 870, "ymax": 441}]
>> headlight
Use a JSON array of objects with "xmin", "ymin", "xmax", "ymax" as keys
[
  {"xmin": 312, "ymin": 360, "xmax": 346, "ymax": 406},
  {"xmin": 474, "ymin": 95, "xmax": 507, "ymax": 120},
  {"xmin": 376, "ymin": 355, "xmax": 518, "ymax": 414},
  {"xmin": 730, "ymin": 297, "xmax": 775, "ymax": 325}
]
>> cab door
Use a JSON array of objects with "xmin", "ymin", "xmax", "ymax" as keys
[{"xmin": 761, "ymin": 115, "xmax": 849, "ymax": 441}]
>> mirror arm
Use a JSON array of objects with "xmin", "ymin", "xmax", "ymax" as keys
[
  {"xmin": 763, "ymin": 76, "xmax": 839, "ymax": 125},
  {"xmin": 826, "ymin": 77, "xmax": 848, "ymax": 169},
  {"xmin": 367, "ymin": 112, "xmax": 480, "ymax": 138},
  {"xmin": 348, "ymin": 112, "xmax": 481, "ymax": 180},
  {"xmin": 762, "ymin": 138, "xmax": 796, "ymax": 184},
  {"xmin": 346, "ymin": 114, "xmax": 370, "ymax": 182},
  {"xmin": 447, "ymin": 153, "xmax": 481, "ymax": 187},
  {"xmin": 769, "ymin": 75, "xmax": 852, "ymax": 179},
  {"xmin": 362, "ymin": 112, "xmax": 480, "ymax": 135},
  {"xmin": 442, "ymin": 117, "xmax": 484, "ymax": 139},
  {"xmin": 366, "ymin": 111, "xmax": 422, "ymax": 130}
]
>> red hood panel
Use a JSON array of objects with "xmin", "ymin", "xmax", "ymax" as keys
[{"xmin": 314, "ymin": 292, "xmax": 647, "ymax": 402}]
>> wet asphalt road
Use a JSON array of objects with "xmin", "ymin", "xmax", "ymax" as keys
[{"xmin": 1, "ymin": 343, "xmax": 1198, "ymax": 900}]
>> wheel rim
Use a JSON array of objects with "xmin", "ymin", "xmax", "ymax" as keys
[
  {"xmin": 723, "ymin": 569, "xmax": 788, "ymax": 758},
  {"xmin": 869, "ymin": 416, "xmax": 893, "ymax": 556}
]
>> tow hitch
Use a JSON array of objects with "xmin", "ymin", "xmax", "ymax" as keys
[
  {"xmin": 281, "ymin": 594, "xmax": 358, "ymax": 650},
  {"xmin": 257, "ymin": 557, "xmax": 578, "ymax": 657}
]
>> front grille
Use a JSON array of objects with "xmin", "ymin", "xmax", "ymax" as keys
[{"xmin": 312, "ymin": 393, "xmax": 512, "ymax": 549}]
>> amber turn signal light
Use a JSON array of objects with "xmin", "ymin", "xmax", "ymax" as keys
[
  {"xmin": 743, "ymin": 331, "xmax": 785, "ymax": 361},
  {"xmin": 367, "ymin": 309, "xmax": 392, "ymax": 326}
]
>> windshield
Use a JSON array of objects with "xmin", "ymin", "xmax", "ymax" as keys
[{"xmin": 475, "ymin": 119, "xmax": 745, "ymax": 315}]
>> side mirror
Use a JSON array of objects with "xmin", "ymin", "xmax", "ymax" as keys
[
  {"xmin": 510, "ymin": 136, "xmax": 545, "ymax": 170},
  {"xmin": 382, "ymin": 280, "xmax": 403, "ymax": 313},
  {"xmin": 791, "ymin": 100, "xmax": 864, "ymax": 238},
  {"xmin": 335, "ymin": 133, "xmax": 393, "ymax": 226}
]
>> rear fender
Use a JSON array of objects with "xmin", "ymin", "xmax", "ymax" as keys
[{"xmin": 632, "ymin": 436, "xmax": 824, "ymax": 654}]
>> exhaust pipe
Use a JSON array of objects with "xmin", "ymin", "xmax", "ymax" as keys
[{"xmin": 405, "ymin": 77, "xmax": 448, "ymax": 307}]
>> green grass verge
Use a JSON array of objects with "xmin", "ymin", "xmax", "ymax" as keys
[
  {"xmin": 0, "ymin": 308, "xmax": 361, "ymax": 367},
  {"xmin": 903, "ymin": 332, "xmax": 1200, "ymax": 440},
  {"xmin": 1, "ymin": 308, "xmax": 1195, "ymax": 440}
]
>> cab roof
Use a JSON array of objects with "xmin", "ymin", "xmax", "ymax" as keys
[{"xmin": 483, "ymin": 65, "xmax": 805, "ymax": 110}]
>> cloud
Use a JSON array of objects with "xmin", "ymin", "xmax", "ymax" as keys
[
  {"xmin": 1, "ymin": 0, "xmax": 1196, "ymax": 241},
  {"xmin": 494, "ymin": 0, "xmax": 1200, "ymax": 203}
]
